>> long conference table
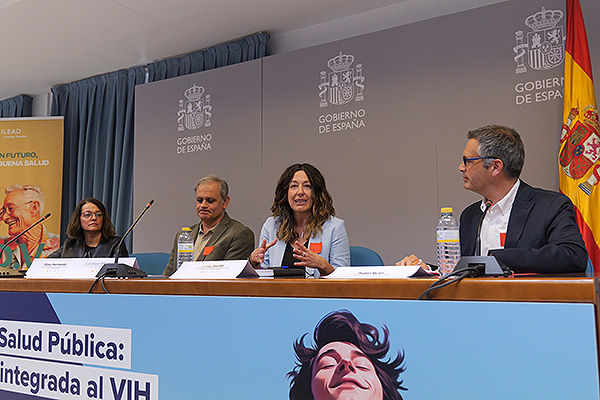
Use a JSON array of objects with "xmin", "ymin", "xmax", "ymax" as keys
[
  {"xmin": 0, "ymin": 275, "xmax": 598, "ymax": 399},
  {"xmin": 0, "ymin": 275, "xmax": 596, "ymax": 303}
]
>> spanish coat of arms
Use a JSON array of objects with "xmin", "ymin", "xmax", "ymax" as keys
[
  {"xmin": 514, "ymin": 7, "xmax": 565, "ymax": 74},
  {"xmin": 178, "ymin": 84, "xmax": 212, "ymax": 131},
  {"xmin": 560, "ymin": 105, "xmax": 600, "ymax": 195},
  {"xmin": 319, "ymin": 52, "xmax": 365, "ymax": 107}
]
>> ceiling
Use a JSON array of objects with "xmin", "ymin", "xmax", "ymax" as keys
[{"xmin": 0, "ymin": 0, "xmax": 502, "ymax": 101}]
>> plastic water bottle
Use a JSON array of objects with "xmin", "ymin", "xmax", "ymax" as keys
[
  {"xmin": 177, "ymin": 227, "xmax": 194, "ymax": 270},
  {"xmin": 436, "ymin": 207, "xmax": 460, "ymax": 276}
]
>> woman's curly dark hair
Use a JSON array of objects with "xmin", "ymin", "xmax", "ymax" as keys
[
  {"xmin": 271, "ymin": 163, "xmax": 335, "ymax": 243},
  {"xmin": 287, "ymin": 310, "xmax": 407, "ymax": 400}
]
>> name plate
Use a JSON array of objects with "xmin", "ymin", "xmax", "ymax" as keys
[
  {"xmin": 169, "ymin": 260, "xmax": 258, "ymax": 279},
  {"xmin": 26, "ymin": 258, "xmax": 139, "ymax": 279},
  {"xmin": 324, "ymin": 265, "xmax": 437, "ymax": 279}
]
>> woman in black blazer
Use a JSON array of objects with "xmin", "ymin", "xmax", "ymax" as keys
[{"xmin": 49, "ymin": 198, "xmax": 128, "ymax": 258}]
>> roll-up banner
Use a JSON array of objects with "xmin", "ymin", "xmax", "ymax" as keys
[{"xmin": 0, "ymin": 117, "xmax": 64, "ymax": 270}]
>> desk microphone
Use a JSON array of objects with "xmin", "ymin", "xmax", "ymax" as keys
[
  {"xmin": 451, "ymin": 200, "xmax": 511, "ymax": 278},
  {"xmin": 474, "ymin": 200, "xmax": 492, "ymax": 257},
  {"xmin": 0, "ymin": 213, "xmax": 51, "ymax": 277},
  {"xmin": 96, "ymin": 200, "xmax": 154, "ymax": 278}
]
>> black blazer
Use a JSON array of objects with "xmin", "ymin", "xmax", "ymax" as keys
[
  {"xmin": 459, "ymin": 181, "xmax": 588, "ymax": 273},
  {"xmin": 48, "ymin": 236, "xmax": 128, "ymax": 259}
]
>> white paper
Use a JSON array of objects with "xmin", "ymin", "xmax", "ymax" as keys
[
  {"xmin": 25, "ymin": 258, "xmax": 139, "ymax": 279},
  {"xmin": 169, "ymin": 260, "xmax": 258, "ymax": 279},
  {"xmin": 323, "ymin": 265, "xmax": 438, "ymax": 279}
]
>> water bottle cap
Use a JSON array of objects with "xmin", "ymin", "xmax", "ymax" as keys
[
  {"xmin": 440, "ymin": 207, "xmax": 453, "ymax": 213},
  {"xmin": 181, "ymin": 227, "xmax": 191, "ymax": 231}
]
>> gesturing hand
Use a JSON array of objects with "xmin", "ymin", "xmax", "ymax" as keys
[
  {"xmin": 250, "ymin": 239, "xmax": 277, "ymax": 265},
  {"xmin": 292, "ymin": 240, "xmax": 333, "ymax": 276}
]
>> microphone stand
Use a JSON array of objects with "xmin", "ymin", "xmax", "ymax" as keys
[
  {"xmin": 0, "ymin": 213, "xmax": 51, "ymax": 277},
  {"xmin": 474, "ymin": 200, "xmax": 492, "ymax": 256},
  {"xmin": 95, "ymin": 200, "xmax": 154, "ymax": 279},
  {"xmin": 419, "ymin": 200, "xmax": 511, "ymax": 299},
  {"xmin": 454, "ymin": 200, "xmax": 511, "ymax": 278}
]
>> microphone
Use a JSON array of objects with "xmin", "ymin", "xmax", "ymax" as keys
[
  {"xmin": 0, "ymin": 213, "xmax": 51, "ymax": 276},
  {"xmin": 111, "ymin": 199, "xmax": 154, "ymax": 264},
  {"xmin": 96, "ymin": 200, "xmax": 154, "ymax": 278},
  {"xmin": 474, "ymin": 200, "xmax": 492, "ymax": 257},
  {"xmin": 453, "ymin": 199, "xmax": 511, "ymax": 278}
]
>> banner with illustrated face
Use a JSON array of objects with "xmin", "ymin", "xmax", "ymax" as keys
[
  {"xmin": 0, "ymin": 292, "xmax": 597, "ymax": 399},
  {"xmin": 0, "ymin": 117, "xmax": 64, "ymax": 270}
]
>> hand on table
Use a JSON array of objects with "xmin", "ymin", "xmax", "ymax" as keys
[{"xmin": 396, "ymin": 254, "xmax": 430, "ymax": 271}]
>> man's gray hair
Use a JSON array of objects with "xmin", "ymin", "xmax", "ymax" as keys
[
  {"xmin": 467, "ymin": 125, "xmax": 525, "ymax": 179},
  {"xmin": 5, "ymin": 184, "xmax": 45, "ymax": 212},
  {"xmin": 194, "ymin": 175, "xmax": 229, "ymax": 201}
]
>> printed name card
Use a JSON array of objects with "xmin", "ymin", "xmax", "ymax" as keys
[
  {"xmin": 324, "ymin": 265, "xmax": 438, "ymax": 279},
  {"xmin": 26, "ymin": 258, "xmax": 139, "ymax": 279},
  {"xmin": 169, "ymin": 260, "xmax": 258, "ymax": 279}
]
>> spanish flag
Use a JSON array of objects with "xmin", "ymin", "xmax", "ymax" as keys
[{"xmin": 559, "ymin": 0, "xmax": 599, "ymax": 271}]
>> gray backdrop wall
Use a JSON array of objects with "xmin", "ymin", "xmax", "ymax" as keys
[{"xmin": 134, "ymin": 0, "xmax": 600, "ymax": 265}]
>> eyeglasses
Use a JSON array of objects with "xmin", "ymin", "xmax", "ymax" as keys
[
  {"xmin": 462, "ymin": 156, "xmax": 497, "ymax": 165},
  {"xmin": 0, "ymin": 200, "xmax": 33, "ymax": 216},
  {"xmin": 81, "ymin": 211, "xmax": 104, "ymax": 219}
]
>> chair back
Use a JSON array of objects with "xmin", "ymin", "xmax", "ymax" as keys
[
  {"xmin": 585, "ymin": 258, "xmax": 594, "ymax": 277},
  {"xmin": 350, "ymin": 246, "xmax": 384, "ymax": 266},
  {"xmin": 131, "ymin": 252, "xmax": 170, "ymax": 275}
]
